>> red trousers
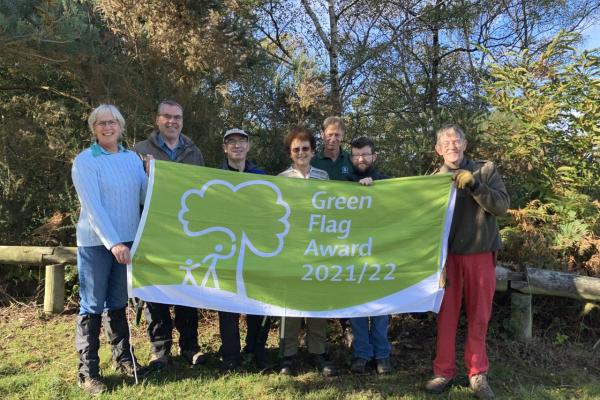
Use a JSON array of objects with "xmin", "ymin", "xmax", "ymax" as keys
[{"xmin": 433, "ymin": 252, "xmax": 496, "ymax": 379}]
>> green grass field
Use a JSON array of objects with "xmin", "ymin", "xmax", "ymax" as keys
[{"xmin": 0, "ymin": 298, "xmax": 599, "ymax": 400}]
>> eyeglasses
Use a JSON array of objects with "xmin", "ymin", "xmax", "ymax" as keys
[
  {"xmin": 159, "ymin": 113, "xmax": 183, "ymax": 121},
  {"xmin": 95, "ymin": 120, "xmax": 118, "ymax": 127},
  {"xmin": 291, "ymin": 146, "xmax": 311, "ymax": 154},
  {"xmin": 225, "ymin": 138, "xmax": 249, "ymax": 146},
  {"xmin": 351, "ymin": 153, "xmax": 373, "ymax": 159},
  {"xmin": 438, "ymin": 140, "xmax": 462, "ymax": 148}
]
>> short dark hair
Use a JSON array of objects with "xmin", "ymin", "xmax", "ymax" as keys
[
  {"xmin": 350, "ymin": 136, "xmax": 375, "ymax": 153},
  {"xmin": 157, "ymin": 99, "xmax": 183, "ymax": 115},
  {"xmin": 283, "ymin": 126, "xmax": 316, "ymax": 154}
]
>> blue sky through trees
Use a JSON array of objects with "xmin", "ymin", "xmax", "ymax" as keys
[{"xmin": 581, "ymin": 22, "xmax": 600, "ymax": 49}]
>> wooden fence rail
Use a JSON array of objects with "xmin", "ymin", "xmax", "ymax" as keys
[
  {"xmin": 496, "ymin": 266, "xmax": 600, "ymax": 342},
  {"xmin": 0, "ymin": 246, "xmax": 76, "ymax": 314},
  {"xmin": 1, "ymin": 246, "xmax": 599, "ymax": 342}
]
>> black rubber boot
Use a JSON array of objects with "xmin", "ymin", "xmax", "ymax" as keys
[
  {"xmin": 144, "ymin": 301, "xmax": 174, "ymax": 359},
  {"xmin": 103, "ymin": 307, "xmax": 135, "ymax": 366},
  {"xmin": 75, "ymin": 313, "xmax": 106, "ymax": 393}
]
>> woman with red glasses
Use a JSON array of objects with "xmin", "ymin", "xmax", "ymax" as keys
[
  {"xmin": 278, "ymin": 127, "xmax": 329, "ymax": 180},
  {"xmin": 277, "ymin": 127, "xmax": 337, "ymax": 376}
]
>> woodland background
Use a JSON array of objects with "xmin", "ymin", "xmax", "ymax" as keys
[{"xmin": 0, "ymin": 0, "xmax": 599, "ymax": 297}]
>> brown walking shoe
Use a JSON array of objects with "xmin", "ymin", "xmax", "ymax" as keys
[
  {"xmin": 469, "ymin": 374, "xmax": 495, "ymax": 399},
  {"xmin": 424, "ymin": 375, "xmax": 453, "ymax": 394},
  {"xmin": 350, "ymin": 357, "xmax": 369, "ymax": 374},
  {"xmin": 148, "ymin": 353, "xmax": 169, "ymax": 371},
  {"xmin": 375, "ymin": 357, "xmax": 393, "ymax": 374},
  {"xmin": 78, "ymin": 376, "xmax": 107, "ymax": 396},
  {"xmin": 309, "ymin": 353, "xmax": 338, "ymax": 377},
  {"xmin": 181, "ymin": 350, "xmax": 207, "ymax": 365},
  {"xmin": 115, "ymin": 361, "xmax": 149, "ymax": 378},
  {"xmin": 279, "ymin": 356, "xmax": 296, "ymax": 375}
]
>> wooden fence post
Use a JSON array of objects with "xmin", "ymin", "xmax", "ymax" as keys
[
  {"xmin": 510, "ymin": 292, "xmax": 532, "ymax": 343},
  {"xmin": 43, "ymin": 264, "xmax": 65, "ymax": 314}
]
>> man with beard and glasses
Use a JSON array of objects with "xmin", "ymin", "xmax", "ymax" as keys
[{"xmin": 345, "ymin": 136, "xmax": 392, "ymax": 375}]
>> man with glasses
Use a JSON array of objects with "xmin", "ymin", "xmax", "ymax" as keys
[
  {"xmin": 345, "ymin": 137, "xmax": 392, "ymax": 375},
  {"xmin": 220, "ymin": 128, "xmax": 263, "ymax": 173},
  {"xmin": 424, "ymin": 124, "xmax": 509, "ymax": 400},
  {"xmin": 134, "ymin": 100, "xmax": 205, "ymax": 369},
  {"xmin": 347, "ymin": 136, "xmax": 389, "ymax": 184},
  {"xmin": 218, "ymin": 128, "xmax": 272, "ymax": 372}
]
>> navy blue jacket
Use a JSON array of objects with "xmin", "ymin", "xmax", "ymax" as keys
[
  {"xmin": 220, "ymin": 160, "xmax": 266, "ymax": 175},
  {"xmin": 347, "ymin": 167, "xmax": 389, "ymax": 182}
]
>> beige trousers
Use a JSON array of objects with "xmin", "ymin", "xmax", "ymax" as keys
[{"xmin": 281, "ymin": 317, "xmax": 327, "ymax": 357}]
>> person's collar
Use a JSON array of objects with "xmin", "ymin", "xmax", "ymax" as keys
[
  {"xmin": 226, "ymin": 159, "xmax": 247, "ymax": 172},
  {"xmin": 292, "ymin": 165, "xmax": 312, "ymax": 178},
  {"xmin": 91, "ymin": 142, "xmax": 125, "ymax": 157},
  {"xmin": 156, "ymin": 132, "xmax": 183, "ymax": 150},
  {"xmin": 318, "ymin": 147, "xmax": 345, "ymax": 160},
  {"xmin": 324, "ymin": 147, "xmax": 340, "ymax": 161},
  {"xmin": 441, "ymin": 157, "xmax": 468, "ymax": 172}
]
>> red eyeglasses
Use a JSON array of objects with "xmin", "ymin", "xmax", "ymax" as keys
[{"xmin": 291, "ymin": 146, "xmax": 311, "ymax": 153}]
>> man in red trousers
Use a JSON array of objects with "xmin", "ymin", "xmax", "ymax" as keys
[{"xmin": 424, "ymin": 124, "xmax": 509, "ymax": 400}]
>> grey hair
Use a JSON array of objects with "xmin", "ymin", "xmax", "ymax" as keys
[
  {"xmin": 322, "ymin": 116, "xmax": 346, "ymax": 132},
  {"xmin": 436, "ymin": 123, "xmax": 465, "ymax": 143},
  {"xmin": 87, "ymin": 104, "xmax": 125, "ymax": 137}
]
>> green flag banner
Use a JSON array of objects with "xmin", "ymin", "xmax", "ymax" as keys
[{"xmin": 128, "ymin": 160, "xmax": 456, "ymax": 317}]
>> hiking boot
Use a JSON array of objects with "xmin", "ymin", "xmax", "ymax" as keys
[
  {"xmin": 310, "ymin": 353, "xmax": 338, "ymax": 377},
  {"xmin": 253, "ymin": 351, "xmax": 274, "ymax": 371},
  {"xmin": 181, "ymin": 350, "xmax": 207, "ymax": 366},
  {"xmin": 219, "ymin": 358, "xmax": 241, "ymax": 374},
  {"xmin": 115, "ymin": 361, "xmax": 149, "ymax": 378},
  {"xmin": 78, "ymin": 376, "xmax": 107, "ymax": 396},
  {"xmin": 350, "ymin": 357, "xmax": 369, "ymax": 374},
  {"xmin": 148, "ymin": 353, "xmax": 169, "ymax": 371},
  {"xmin": 279, "ymin": 356, "xmax": 296, "ymax": 376},
  {"xmin": 424, "ymin": 375, "xmax": 453, "ymax": 394},
  {"xmin": 469, "ymin": 374, "xmax": 495, "ymax": 399},
  {"xmin": 375, "ymin": 357, "xmax": 393, "ymax": 374}
]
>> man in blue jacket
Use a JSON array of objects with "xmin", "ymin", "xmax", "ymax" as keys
[
  {"xmin": 346, "ymin": 137, "xmax": 392, "ymax": 375},
  {"xmin": 218, "ymin": 128, "xmax": 272, "ymax": 372}
]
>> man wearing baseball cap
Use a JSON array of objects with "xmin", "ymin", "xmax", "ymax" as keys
[
  {"xmin": 220, "ymin": 128, "xmax": 264, "ymax": 173},
  {"xmin": 218, "ymin": 128, "xmax": 272, "ymax": 372}
]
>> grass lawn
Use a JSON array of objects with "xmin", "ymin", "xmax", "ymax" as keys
[{"xmin": 0, "ymin": 296, "xmax": 599, "ymax": 399}]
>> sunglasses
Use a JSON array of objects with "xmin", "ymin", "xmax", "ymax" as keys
[{"xmin": 291, "ymin": 146, "xmax": 311, "ymax": 154}]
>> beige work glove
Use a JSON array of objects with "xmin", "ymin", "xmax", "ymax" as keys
[{"xmin": 452, "ymin": 169, "xmax": 474, "ymax": 189}]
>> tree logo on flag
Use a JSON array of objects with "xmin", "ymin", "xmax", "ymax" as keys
[{"xmin": 178, "ymin": 179, "xmax": 290, "ymax": 297}]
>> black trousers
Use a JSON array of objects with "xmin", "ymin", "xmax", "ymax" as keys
[
  {"xmin": 218, "ymin": 311, "xmax": 271, "ymax": 362},
  {"xmin": 144, "ymin": 302, "xmax": 199, "ymax": 357}
]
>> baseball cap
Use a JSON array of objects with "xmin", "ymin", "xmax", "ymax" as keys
[{"xmin": 223, "ymin": 128, "xmax": 249, "ymax": 142}]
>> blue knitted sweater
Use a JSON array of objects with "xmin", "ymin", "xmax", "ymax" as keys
[{"xmin": 72, "ymin": 146, "xmax": 147, "ymax": 249}]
